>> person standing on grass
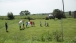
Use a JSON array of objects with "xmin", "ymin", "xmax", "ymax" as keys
[
  {"xmin": 44, "ymin": 21, "xmax": 49, "ymax": 27},
  {"xmin": 26, "ymin": 22, "xmax": 28, "ymax": 28},
  {"xmin": 46, "ymin": 22, "xmax": 49, "ymax": 27},
  {"xmin": 5, "ymin": 22, "xmax": 8, "ymax": 32},
  {"xmin": 32, "ymin": 22, "xmax": 35, "ymax": 27},
  {"xmin": 19, "ymin": 20, "xmax": 23, "ymax": 30},
  {"xmin": 30, "ymin": 21, "xmax": 33, "ymax": 25},
  {"xmin": 22, "ymin": 20, "xmax": 24, "ymax": 28},
  {"xmin": 40, "ymin": 21, "xmax": 42, "ymax": 27},
  {"xmin": 44, "ymin": 21, "xmax": 47, "ymax": 26}
]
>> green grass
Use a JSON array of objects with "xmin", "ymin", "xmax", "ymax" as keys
[
  {"xmin": 0, "ymin": 18, "xmax": 76, "ymax": 43},
  {"xmin": 0, "ymin": 14, "xmax": 48, "ymax": 20}
]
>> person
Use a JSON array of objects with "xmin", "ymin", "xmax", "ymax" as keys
[
  {"xmin": 44, "ymin": 21, "xmax": 47, "ymax": 26},
  {"xmin": 46, "ymin": 22, "xmax": 49, "ymax": 27},
  {"xmin": 40, "ymin": 21, "xmax": 42, "ymax": 27},
  {"xmin": 26, "ymin": 22, "xmax": 28, "ymax": 28},
  {"xmin": 30, "ymin": 21, "xmax": 32, "ymax": 25},
  {"xmin": 5, "ymin": 22, "xmax": 8, "ymax": 32},
  {"xmin": 32, "ymin": 22, "xmax": 35, "ymax": 27},
  {"xmin": 28, "ymin": 21, "xmax": 30, "ymax": 26},
  {"xmin": 19, "ymin": 20, "xmax": 23, "ymax": 30},
  {"xmin": 19, "ymin": 23, "xmax": 21, "ymax": 30},
  {"xmin": 22, "ymin": 20, "xmax": 24, "ymax": 28}
]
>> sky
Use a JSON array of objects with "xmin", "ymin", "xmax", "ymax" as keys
[{"xmin": 0, "ymin": 0, "xmax": 76, "ymax": 16}]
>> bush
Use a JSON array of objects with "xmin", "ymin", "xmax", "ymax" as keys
[
  {"xmin": 7, "ymin": 12, "xmax": 14, "ymax": 20},
  {"xmin": 53, "ymin": 30, "xmax": 62, "ymax": 42},
  {"xmin": 53, "ymin": 9, "xmax": 66, "ymax": 19},
  {"xmin": 45, "ymin": 17, "xmax": 49, "ymax": 20},
  {"xmin": 39, "ymin": 31, "xmax": 52, "ymax": 42},
  {"xmin": 27, "ymin": 17, "xmax": 35, "ymax": 20},
  {"xmin": 72, "ymin": 37, "xmax": 76, "ymax": 43},
  {"xmin": 27, "ymin": 17, "xmax": 31, "ymax": 21},
  {"xmin": 31, "ymin": 31, "xmax": 52, "ymax": 42}
]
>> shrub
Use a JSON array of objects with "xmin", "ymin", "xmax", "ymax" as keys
[
  {"xmin": 7, "ymin": 12, "xmax": 14, "ymax": 20},
  {"xmin": 53, "ymin": 30, "xmax": 62, "ymax": 42},
  {"xmin": 45, "ymin": 17, "xmax": 49, "ymax": 20},
  {"xmin": 53, "ymin": 9, "xmax": 66, "ymax": 19},
  {"xmin": 31, "ymin": 32, "xmax": 52, "ymax": 42},
  {"xmin": 40, "ymin": 31, "xmax": 52, "ymax": 42},
  {"xmin": 32, "ymin": 36, "xmax": 37, "ymax": 41},
  {"xmin": 28, "ymin": 17, "xmax": 31, "ymax": 21}
]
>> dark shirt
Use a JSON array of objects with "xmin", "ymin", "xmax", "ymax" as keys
[{"xmin": 5, "ymin": 23, "xmax": 8, "ymax": 27}]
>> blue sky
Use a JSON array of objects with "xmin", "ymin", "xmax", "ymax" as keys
[{"xmin": 0, "ymin": 0, "xmax": 76, "ymax": 16}]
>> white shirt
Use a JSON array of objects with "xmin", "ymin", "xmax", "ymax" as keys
[{"xmin": 19, "ymin": 20, "xmax": 23, "ymax": 26}]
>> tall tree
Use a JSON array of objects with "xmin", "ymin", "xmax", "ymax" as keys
[
  {"xmin": 7, "ymin": 12, "xmax": 14, "ymax": 20},
  {"xmin": 24, "ymin": 10, "xmax": 30, "ymax": 15},
  {"xmin": 20, "ymin": 10, "xmax": 30, "ymax": 16},
  {"xmin": 20, "ymin": 11, "xmax": 25, "ymax": 16},
  {"xmin": 53, "ymin": 9, "xmax": 65, "ymax": 19}
]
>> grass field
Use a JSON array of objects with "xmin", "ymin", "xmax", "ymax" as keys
[
  {"xmin": 0, "ymin": 14, "xmax": 48, "ymax": 20},
  {"xmin": 0, "ymin": 18, "xmax": 76, "ymax": 43}
]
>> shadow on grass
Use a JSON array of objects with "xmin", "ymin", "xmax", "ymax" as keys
[
  {"xmin": 6, "ymin": 31, "xmax": 9, "ymax": 33},
  {"xmin": 20, "ymin": 27, "xmax": 31, "ymax": 30},
  {"xmin": 20, "ymin": 27, "xmax": 25, "ymax": 30}
]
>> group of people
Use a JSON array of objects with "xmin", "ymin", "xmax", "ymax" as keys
[
  {"xmin": 18, "ymin": 20, "xmax": 35, "ymax": 30},
  {"xmin": 40, "ymin": 21, "xmax": 49, "ymax": 27},
  {"xmin": 5, "ymin": 20, "xmax": 35, "ymax": 32},
  {"xmin": 5, "ymin": 20, "xmax": 49, "ymax": 32}
]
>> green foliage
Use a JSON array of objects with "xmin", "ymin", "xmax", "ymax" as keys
[
  {"xmin": 27, "ymin": 17, "xmax": 31, "ymax": 21},
  {"xmin": 53, "ymin": 30, "xmax": 62, "ymax": 42},
  {"xmin": 7, "ymin": 12, "xmax": 14, "ymax": 20},
  {"xmin": 0, "ymin": 16, "xmax": 8, "ymax": 20},
  {"xmin": 53, "ymin": 9, "xmax": 66, "ymax": 19},
  {"xmin": 31, "ymin": 31, "xmax": 52, "ymax": 42},
  {"xmin": 17, "ymin": 15, "xmax": 48, "ymax": 19},
  {"xmin": 45, "ymin": 17, "xmax": 49, "ymax": 20},
  {"xmin": 20, "ymin": 11, "xmax": 25, "ymax": 16},
  {"xmin": 40, "ymin": 31, "xmax": 52, "ymax": 42},
  {"xmin": 20, "ymin": 10, "xmax": 30, "ymax": 16}
]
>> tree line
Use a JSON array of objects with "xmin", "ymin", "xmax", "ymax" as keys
[
  {"xmin": 7, "ymin": 9, "xmax": 67, "ymax": 20},
  {"xmin": 7, "ymin": 10, "xmax": 30, "ymax": 20}
]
